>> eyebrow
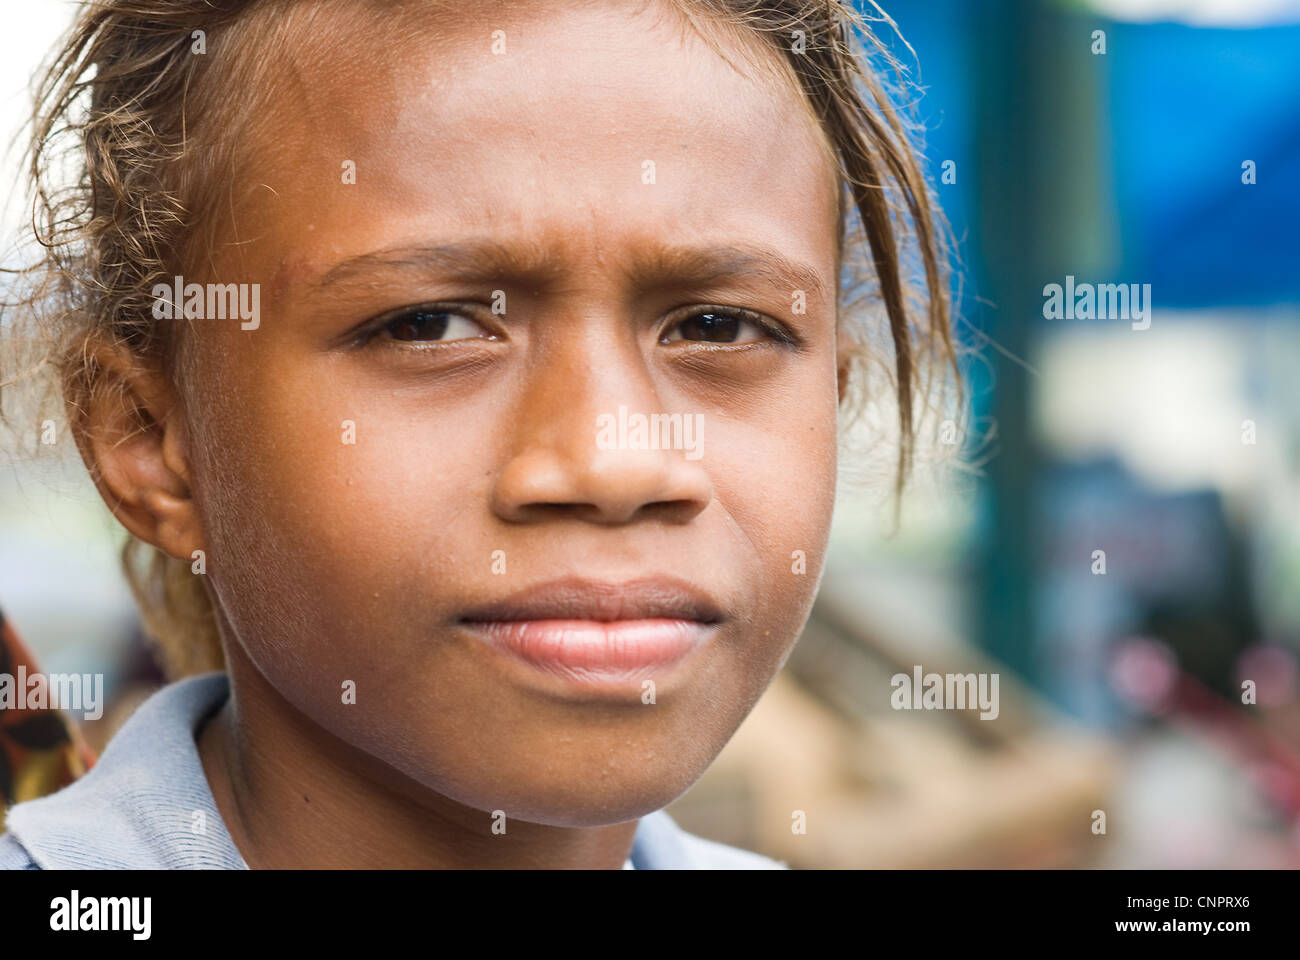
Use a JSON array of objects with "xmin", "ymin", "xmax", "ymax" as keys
[{"xmin": 308, "ymin": 238, "xmax": 829, "ymax": 302}]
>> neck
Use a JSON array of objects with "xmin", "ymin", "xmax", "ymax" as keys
[{"xmin": 197, "ymin": 637, "xmax": 639, "ymax": 869}]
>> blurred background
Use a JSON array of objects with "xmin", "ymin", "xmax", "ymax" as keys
[{"xmin": 3, "ymin": 0, "xmax": 1299, "ymax": 867}]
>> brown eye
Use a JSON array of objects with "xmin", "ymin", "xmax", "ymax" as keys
[
  {"xmin": 380, "ymin": 308, "xmax": 491, "ymax": 343},
  {"xmin": 661, "ymin": 309, "xmax": 767, "ymax": 345}
]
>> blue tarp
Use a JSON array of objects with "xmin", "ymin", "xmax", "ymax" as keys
[
  {"xmin": 876, "ymin": 1, "xmax": 1300, "ymax": 309},
  {"xmin": 1109, "ymin": 22, "xmax": 1300, "ymax": 307}
]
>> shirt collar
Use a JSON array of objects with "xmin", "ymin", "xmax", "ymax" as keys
[
  {"xmin": 6, "ymin": 671, "xmax": 700, "ymax": 869},
  {"xmin": 5, "ymin": 672, "xmax": 246, "ymax": 868}
]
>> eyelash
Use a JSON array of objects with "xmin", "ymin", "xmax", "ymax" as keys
[
  {"xmin": 353, "ymin": 305, "xmax": 499, "ymax": 349},
  {"xmin": 660, "ymin": 305, "xmax": 799, "ymax": 348},
  {"xmin": 354, "ymin": 303, "xmax": 798, "ymax": 349}
]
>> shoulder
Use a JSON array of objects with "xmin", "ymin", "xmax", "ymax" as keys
[
  {"xmin": 1, "ymin": 672, "xmax": 246, "ymax": 869},
  {"xmin": 630, "ymin": 810, "xmax": 789, "ymax": 869},
  {"xmin": 0, "ymin": 831, "xmax": 39, "ymax": 869}
]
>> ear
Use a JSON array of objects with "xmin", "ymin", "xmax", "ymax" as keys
[{"xmin": 69, "ymin": 338, "xmax": 202, "ymax": 563}]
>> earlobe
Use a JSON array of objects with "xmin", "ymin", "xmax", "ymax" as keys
[
  {"xmin": 140, "ymin": 488, "xmax": 200, "ymax": 559},
  {"xmin": 71, "ymin": 339, "xmax": 203, "ymax": 561}
]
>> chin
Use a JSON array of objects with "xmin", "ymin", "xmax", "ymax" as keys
[
  {"xmin": 477, "ymin": 774, "xmax": 701, "ymax": 828},
  {"xmin": 407, "ymin": 750, "xmax": 711, "ymax": 828}
]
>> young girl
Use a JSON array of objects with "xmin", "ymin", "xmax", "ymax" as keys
[{"xmin": 0, "ymin": 0, "xmax": 958, "ymax": 868}]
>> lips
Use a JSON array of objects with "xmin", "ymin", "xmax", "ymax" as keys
[
  {"xmin": 458, "ymin": 576, "xmax": 724, "ymax": 624},
  {"xmin": 457, "ymin": 577, "xmax": 724, "ymax": 685}
]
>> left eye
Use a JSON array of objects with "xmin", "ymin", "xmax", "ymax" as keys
[
  {"xmin": 379, "ymin": 308, "xmax": 492, "ymax": 343},
  {"xmin": 661, "ymin": 309, "xmax": 769, "ymax": 345}
]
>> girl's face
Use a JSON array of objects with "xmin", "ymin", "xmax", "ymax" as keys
[{"xmin": 185, "ymin": 0, "xmax": 841, "ymax": 826}]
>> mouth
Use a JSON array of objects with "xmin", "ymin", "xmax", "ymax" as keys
[{"xmin": 457, "ymin": 576, "xmax": 724, "ymax": 686}]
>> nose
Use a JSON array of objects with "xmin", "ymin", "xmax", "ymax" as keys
[{"xmin": 490, "ymin": 339, "xmax": 713, "ymax": 526}]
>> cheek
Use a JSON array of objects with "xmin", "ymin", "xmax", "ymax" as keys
[
  {"xmin": 700, "ymin": 363, "xmax": 840, "ymax": 685},
  {"xmin": 189, "ymin": 352, "xmax": 488, "ymax": 678},
  {"xmin": 711, "ymin": 364, "xmax": 840, "ymax": 560}
]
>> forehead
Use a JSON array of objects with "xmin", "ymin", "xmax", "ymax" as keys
[{"xmin": 223, "ymin": 0, "xmax": 840, "ymax": 289}]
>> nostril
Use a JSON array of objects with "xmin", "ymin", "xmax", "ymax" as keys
[
  {"xmin": 633, "ymin": 498, "xmax": 709, "ymax": 524},
  {"xmin": 489, "ymin": 411, "xmax": 714, "ymax": 525},
  {"xmin": 506, "ymin": 501, "xmax": 600, "ymax": 523}
]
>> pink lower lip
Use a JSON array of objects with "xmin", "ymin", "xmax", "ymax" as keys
[{"xmin": 463, "ymin": 618, "xmax": 711, "ymax": 682}]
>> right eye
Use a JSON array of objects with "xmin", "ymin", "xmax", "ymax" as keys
[{"xmin": 367, "ymin": 306, "xmax": 496, "ymax": 345}]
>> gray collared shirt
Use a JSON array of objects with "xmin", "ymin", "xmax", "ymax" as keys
[{"xmin": 0, "ymin": 672, "xmax": 786, "ymax": 870}]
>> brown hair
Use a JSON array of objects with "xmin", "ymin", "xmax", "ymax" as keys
[{"xmin": 1, "ymin": 0, "xmax": 962, "ymax": 680}]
